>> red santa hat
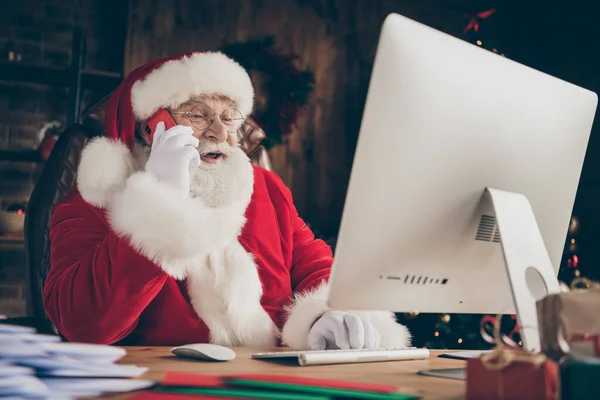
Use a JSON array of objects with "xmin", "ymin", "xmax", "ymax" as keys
[{"xmin": 104, "ymin": 51, "xmax": 255, "ymax": 149}]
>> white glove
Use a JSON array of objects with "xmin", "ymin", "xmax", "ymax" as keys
[
  {"xmin": 145, "ymin": 122, "xmax": 201, "ymax": 198},
  {"xmin": 308, "ymin": 311, "xmax": 381, "ymax": 350}
]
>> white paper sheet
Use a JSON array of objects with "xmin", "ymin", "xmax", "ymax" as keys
[
  {"xmin": 40, "ymin": 342, "xmax": 127, "ymax": 363},
  {"xmin": 0, "ymin": 323, "xmax": 36, "ymax": 334},
  {"xmin": 16, "ymin": 355, "xmax": 137, "ymax": 371},
  {"xmin": 41, "ymin": 378, "xmax": 155, "ymax": 393},
  {"xmin": 0, "ymin": 343, "xmax": 46, "ymax": 358},
  {"xmin": 0, "ymin": 375, "xmax": 49, "ymax": 396},
  {"xmin": 39, "ymin": 366, "xmax": 149, "ymax": 378},
  {"xmin": 0, "ymin": 332, "xmax": 62, "ymax": 343},
  {"xmin": 0, "ymin": 364, "xmax": 35, "ymax": 377}
]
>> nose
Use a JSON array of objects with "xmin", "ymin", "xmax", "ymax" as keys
[{"xmin": 201, "ymin": 117, "xmax": 229, "ymax": 143}]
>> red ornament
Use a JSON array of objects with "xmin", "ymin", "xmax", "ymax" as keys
[
  {"xmin": 567, "ymin": 255, "xmax": 579, "ymax": 268},
  {"xmin": 480, "ymin": 315, "xmax": 521, "ymax": 347},
  {"xmin": 463, "ymin": 9, "xmax": 497, "ymax": 35}
]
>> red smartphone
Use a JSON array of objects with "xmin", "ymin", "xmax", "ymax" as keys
[{"xmin": 144, "ymin": 108, "xmax": 176, "ymax": 143}]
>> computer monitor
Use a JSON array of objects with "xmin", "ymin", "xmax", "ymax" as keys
[{"xmin": 326, "ymin": 13, "xmax": 598, "ymax": 351}]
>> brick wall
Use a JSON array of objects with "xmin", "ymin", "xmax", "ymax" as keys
[{"xmin": 0, "ymin": 0, "xmax": 127, "ymax": 317}]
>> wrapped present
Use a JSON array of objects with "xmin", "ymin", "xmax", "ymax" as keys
[
  {"xmin": 561, "ymin": 357, "xmax": 600, "ymax": 400},
  {"xmin": 467, "ymin": 314, "xmax": 558, "ymax": 400},
  {"xmin": 466, "ymin": 348, "xmax": 558, "ymax": 400},
  {"xmin": 537, "ymin": 278, "xmax": 600, "ymax": 360}
]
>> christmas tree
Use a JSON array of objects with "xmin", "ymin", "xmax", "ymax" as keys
[{"xmin": 559, "ymin": 216, "xmax": 581, "ymax": 286}]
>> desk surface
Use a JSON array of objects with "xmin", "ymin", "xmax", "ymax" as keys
[{"xmin": 111, "ymin": 347, "xmax": 465, "ymax": 400}]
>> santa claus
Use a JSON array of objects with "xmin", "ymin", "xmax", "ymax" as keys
[{"xmin": 43, "ymin": 51, "xmax": 411, "ymax": 350}]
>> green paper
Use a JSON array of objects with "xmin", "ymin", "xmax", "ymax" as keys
[
  {"xmin": 225, "ymin": 379, "xmax": 420, "ymax": 400},
  {"xmin": 156, "ymin": 386, "xmax": 331, "ymax": 400}
]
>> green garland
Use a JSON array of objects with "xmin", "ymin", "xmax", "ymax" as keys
[{"xmin": 220, "ymin": 37, "xmax": 315, "ymax": 147}]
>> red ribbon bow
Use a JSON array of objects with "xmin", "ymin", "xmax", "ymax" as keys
[
  {"xmin": 463, "ymin": 9, "xmax": 496, "ymax": 34},
  {"xmin": 480, "ymin": 314, "xmax": 521, "ymax": 348}
]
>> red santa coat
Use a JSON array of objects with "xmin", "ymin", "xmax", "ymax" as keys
[{"xmin": 43, "ymin": 137, "xmax": 410, "ymax": 349}]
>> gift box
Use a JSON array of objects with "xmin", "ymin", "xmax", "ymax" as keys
[
  {"xmin": 561, "ymin": 358, "xmax": 600, "ymax": 400},
  {"xmin": 466, "ymin": 348, "xmax": 558, "ymax": 400},
  {"xmin": 537, "ymin": 279, "xmax": 600, "ymax": 360}
]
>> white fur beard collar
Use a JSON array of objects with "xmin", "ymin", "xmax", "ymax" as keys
[{"xmin": 76, "ymin": 137, "xmax": 279, "ymax": 346}]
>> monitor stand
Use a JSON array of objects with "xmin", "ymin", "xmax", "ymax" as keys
[
  {"xmin": 419, "ymin": 188, "xmax": 562, "ymax": 379},
  {"xmin": 483, "ymin": 187, "xmax": 561, "ymax": 352}
]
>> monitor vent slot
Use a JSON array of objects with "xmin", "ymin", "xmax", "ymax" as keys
[
  {"xmin": 384, "ymin": 275, "xmax": 448, "ymax": 285},
  {"xmin": 475, "ymin": 214, "xmax": 501, "ymax": 243}
]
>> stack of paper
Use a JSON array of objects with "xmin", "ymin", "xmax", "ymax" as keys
[{"xmin": 0, "ymin": 323, "xmax": 154, "ymax": 399}]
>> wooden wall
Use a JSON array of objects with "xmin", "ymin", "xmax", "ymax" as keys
[
  {"xmin": 124, "ymin": 0, "xmax": 600, "ymax": 249},
  {"xmin": 124, "ymin": 0, "xmax": 468, "ymax": 236}
]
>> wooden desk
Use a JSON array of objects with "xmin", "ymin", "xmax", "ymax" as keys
[{"xmin": 111, "ymin": 347, "xmax": 466, "ymax": 399}]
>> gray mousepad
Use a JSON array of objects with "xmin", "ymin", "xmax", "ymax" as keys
[{"xmin": 417, "ymin": 368, "xmax": 466, "ymax": 380}]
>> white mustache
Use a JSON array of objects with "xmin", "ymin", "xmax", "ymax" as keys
[{"xmin": 196, "ymin": 140, "xmax": 232, "ymax": 156}]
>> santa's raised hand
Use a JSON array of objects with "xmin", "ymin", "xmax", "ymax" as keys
[{"xmin": 145, "ymin": 122, "xmax": 201, "ymax": 198}]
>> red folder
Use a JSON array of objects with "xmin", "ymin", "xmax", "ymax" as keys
[{"xmin": 162, "ymin": 371, "xmax": 227, "ymax": 388}]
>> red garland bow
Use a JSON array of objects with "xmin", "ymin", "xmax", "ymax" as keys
[
  {"xmin": 463, "ymin": 8, "xmax": 496, "ymax": 34},
  {"xmin": 480, "ymin": 314, "xmax": 521, "ymax": 348}
]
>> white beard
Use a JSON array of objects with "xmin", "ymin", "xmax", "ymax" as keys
[{"xmin": 188, "ymin": 142, "xmax": 254, "ymax": 212}]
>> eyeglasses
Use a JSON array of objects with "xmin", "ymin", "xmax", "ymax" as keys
[{"xmin": 170, "ymin": 102, "xmax": 245, "ymax": 133}]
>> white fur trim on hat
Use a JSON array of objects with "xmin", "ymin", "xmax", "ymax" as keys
[
  {"xmin": 131, "ymin": 52, "xmax": 254, "ymax": 120},
  {"xmin": 281, "ymin": 281, "xmax": 412, "ymax": 350}
]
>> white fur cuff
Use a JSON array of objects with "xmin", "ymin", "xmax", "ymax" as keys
[
  {"xmin": 107, "ymin": 171, "xmax": 246, "ymax": 279},
  {"xmin": 281, "ymin": 282, "xmax": 411, "ymax": 350},
  {"xmin": 281, "ymin": 282, "xmax": 330, "ymax": 350},
  {"xmin": 76, "ymin": 138, "xmax": 135, "ymax": 209}
]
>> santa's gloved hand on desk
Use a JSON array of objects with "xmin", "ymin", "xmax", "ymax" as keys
[{"xmin": 308, "ymin": 311, "xmax": 381, "ymax": 350}]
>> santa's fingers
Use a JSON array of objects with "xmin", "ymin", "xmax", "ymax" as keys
[
  {"xmin": 308, "ymin": 330, "xmax": 327, "ymax": 350},
  {"xmin": 361, "ymin": 319, "xmax": 378, "ymax": 349},
  {"xmin": 161, "ymin": 130, "xmax": 198, "ymax": 149},
  {"xmin": 169, "ymin": 133, "xmax": 199, "ymax": 149},
  {"xmin": 343, "ymin": 314, "xmax": 366, "ymax": 349},
  {"xmin": 158, "ymin": 125, "xmax": 195, "ymax": 147},
  {"xmin": 151, "ymin": 122, "xmax": 166, "ymax": 149},
  {"xmin": 328, "ymin": 317, "xmax": 351, "ymax": 350},
  {"xmin": 180, "ymin": 146, "xmax": 201, "ymax": 168}
]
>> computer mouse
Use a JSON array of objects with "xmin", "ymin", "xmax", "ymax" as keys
[{"xmin": 171, "ymin": 343, "xmax": 236, "ymax": 362}]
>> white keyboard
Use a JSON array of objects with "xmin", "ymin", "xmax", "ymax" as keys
[{"xmin": 252, "ymin": 347, "xmax": 430, "ymax": 366}]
